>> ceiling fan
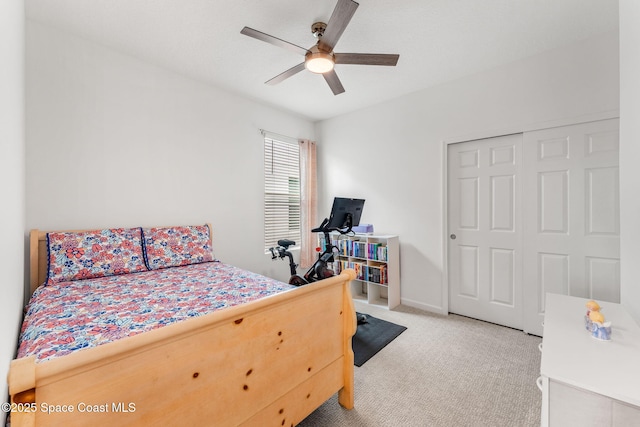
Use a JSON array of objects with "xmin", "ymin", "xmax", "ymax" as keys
[{"xmin": 240, "ymin": 0, "xmax": 399, "ymax": 95}]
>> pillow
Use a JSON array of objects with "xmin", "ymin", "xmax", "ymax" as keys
[
  {"xmin": 47, "ymin": 228, "xmax": 147, "ymax": 284},
  {"xmin": 142, "ymin": 225, "xmax": 213, "ymax": 270}
]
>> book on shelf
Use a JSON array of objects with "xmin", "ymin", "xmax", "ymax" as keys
[
  {"xmin": 366, "ymin": 243, "xmax": 388, "ymax": 261},
  {"xmin": 319, "ymin": 234, "xmax": 388, "ymax": 262},
  {"xmin": 366, "ymin": 264, "xmax": 388, "ymax": 284},
  {"xmin": 334, "ymin": 260, "xmax": 368, "ymax": 281},
  {"xmin": 351, "ymin": 241, "xmax": 366, "ymax": 258},
  {"xmin": 333, "ymin": 262, "xmax": 387, "ymax": 285}
]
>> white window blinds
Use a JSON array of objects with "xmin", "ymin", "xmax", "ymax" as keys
[{"xmin": 264, "ymin": 136, "xmax": 301, "ymax": 251}]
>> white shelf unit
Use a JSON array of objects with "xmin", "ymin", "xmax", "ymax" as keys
[{"xmin": 319, "ymin": 233, "xmax": 400, "ymax": 309}]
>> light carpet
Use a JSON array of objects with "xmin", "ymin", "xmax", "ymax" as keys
[{"xmin": 299, "ymin": 302, "xmax": 542, "ymax": 427}]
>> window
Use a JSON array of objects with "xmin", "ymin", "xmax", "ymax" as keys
[{"xmin": 264, "ymin": 135, "xmax": 301, "ymax": 251}]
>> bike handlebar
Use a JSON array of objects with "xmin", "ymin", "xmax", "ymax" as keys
[{"xmin": 311, "ymin": 218, "xmax": 330, "ymax": 233}]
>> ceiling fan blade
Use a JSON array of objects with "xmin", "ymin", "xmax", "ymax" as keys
[
  {"xmin": 322, "ymin": 69, "xmax": 345, "ymax": 95},
  {"xmin": 265, "ymin": 63, "xmax": 306, "ymax": 85},
  {"xmin": 241, "ymin": 27, "xmax": 309, "ymax": 56},
  {"xmin": 335, "ymin": 53, "xmax": 399, "ymax": 66},
  {"xmin": 317, "ymin": 0, "xmax": 359, "ymax": 53}
]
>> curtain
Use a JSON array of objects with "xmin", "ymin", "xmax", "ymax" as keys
[{"xmin": 299, "ymin": 139, "xmax": 317, "ymax": 268}]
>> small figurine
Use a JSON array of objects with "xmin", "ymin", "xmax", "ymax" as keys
[
  {"xmin": 588, "ymin": 308, "xmax": 612, "ymax": 341},
  {"xmin": 592, "ymin": 321, "xmax": 612, "ymax": 341},
  {"xmin": 586, "ymin": 300, "xmax": 600, "ymax": 317},
  {"xmin": 585, "ymin": 300, "xmax": 601, "ymax": 331}
]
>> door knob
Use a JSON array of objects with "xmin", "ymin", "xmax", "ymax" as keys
[{"xmin": 450, "ymin": 234, "xmax": 456, "ymax": 240}]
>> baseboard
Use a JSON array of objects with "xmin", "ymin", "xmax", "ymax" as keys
[{"xmin": 400, "ymin": 298, "xmax": 447, "ymax": 316}]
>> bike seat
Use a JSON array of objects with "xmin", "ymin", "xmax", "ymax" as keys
[{"xmin": 278, "ymin": 239, "xmax": 296, "ymax": 248}]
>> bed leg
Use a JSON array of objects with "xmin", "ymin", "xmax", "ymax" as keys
[{"xmin": 338, "ymin": 375, "xmax": 354, "ymax": 409}]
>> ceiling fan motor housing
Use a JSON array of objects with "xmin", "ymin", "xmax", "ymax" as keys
[{"xmin": 311, "ymin": 22, "xmax": 327, "ymax": 39}]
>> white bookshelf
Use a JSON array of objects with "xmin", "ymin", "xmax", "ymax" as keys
[{"xmin": 319, "ymin": 233, "xmax": 400, "ymax": 309}]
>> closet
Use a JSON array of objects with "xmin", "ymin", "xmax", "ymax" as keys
[{"xmin": 448, "ymin": 119, "xmax": 620, "ymax": 336}]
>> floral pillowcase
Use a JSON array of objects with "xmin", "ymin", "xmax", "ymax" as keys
[
  {"xmin": 47, "ymin": 228, "xmax": 147, "ymax": 284},
  {"xmin": 142, "ymin": 225, "xmax": 213, "ymax": 270}
]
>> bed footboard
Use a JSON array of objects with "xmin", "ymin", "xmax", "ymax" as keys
[{"xmin": 8, "ymin": 269, "xmax": 356, "ymax": 427}]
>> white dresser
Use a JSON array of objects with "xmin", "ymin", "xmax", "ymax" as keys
[{"xmin": 539, "ymin": 293, "xmax": 640, "ymax": 426}]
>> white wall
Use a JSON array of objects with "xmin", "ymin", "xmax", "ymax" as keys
[
  {"xmin": 26, "ymin": 21, "xmax": 315, "ymax": 282},
  {"xmin": 0, "ymin": 0, "xmax": 25, "ymax": 415},
  {"xmin": 316, "ymin": 31, "xmax": 620, "ymax": 314},
  {"xmin": 619, "ymin": 0, "xmax": 640, "ymax": 325},
  {"xmin": 21, "ymin": 9, "xmax": 638, "ymax": 329}
]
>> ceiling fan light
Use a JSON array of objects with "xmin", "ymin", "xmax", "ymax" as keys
[{"xmin": 305, "ymin": 51, "xmax": 335, "ymax": 74}]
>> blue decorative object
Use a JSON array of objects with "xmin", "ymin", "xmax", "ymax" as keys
[
  {"xmin": 591, "ymin": 321, "xmax": 612, "ymax": 341},
  {"xmin": 352, "ymin": 224, "xmax": 374, "ymax": 233}
]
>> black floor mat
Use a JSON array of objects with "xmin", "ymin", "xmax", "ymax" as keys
[{"xmin": 352, "ymin": 313, "xmax": 407, "ymax": 367}]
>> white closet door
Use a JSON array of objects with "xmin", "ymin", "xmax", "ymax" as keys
[
  {"xmin": 522, "ymin": 119, "xmax": 620, "ymax": 336},
  {"xmin": 448, "ymin": 134, "xmax": 523, "ymax": 329}
]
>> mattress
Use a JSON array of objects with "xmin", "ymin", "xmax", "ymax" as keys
[{"xmin": 18, "ymin": 261, "xmax": 295, "ymax": 362}]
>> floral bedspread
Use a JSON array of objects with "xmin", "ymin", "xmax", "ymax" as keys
[{"xmin": 18, "ymin": 261, "xmax": 295, "ymax": 362}]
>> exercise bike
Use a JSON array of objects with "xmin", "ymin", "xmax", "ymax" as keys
[
  {"xmin": 270, "ymin": 197, "xmax": 365, "ymax": 285},
  {"xmin": 269, "ymin": 206, "xmax": 368, "ymax": 324},
  {"xmin": 268, "ymin": 217, "xmax": 341, "ymax": 286}
]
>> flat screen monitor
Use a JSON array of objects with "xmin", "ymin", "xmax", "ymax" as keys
[{"xmin": 326, "ymin": 197, "xmax": 365, "ymax": 231}]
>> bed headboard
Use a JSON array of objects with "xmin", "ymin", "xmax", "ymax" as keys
[
  {"xmin": 29, "ymin": 224, "xmax": 214, "ymax": 298},
  {"xmin": 29, "ymin": 229, "xmax": 49, "ymax": 297}
]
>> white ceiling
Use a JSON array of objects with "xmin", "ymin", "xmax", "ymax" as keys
[{"xmin": 25, "ymin": 0, "xmax": 619, "ymax": 122}]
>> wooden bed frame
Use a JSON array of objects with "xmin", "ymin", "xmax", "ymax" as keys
[{"xmin": 8, "ymin": 228, "xmax": 357, "ymax": 426}]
